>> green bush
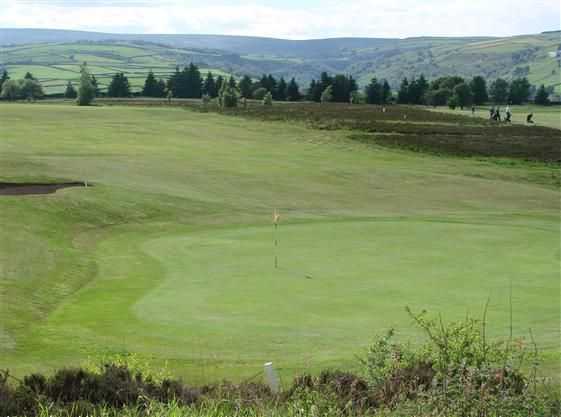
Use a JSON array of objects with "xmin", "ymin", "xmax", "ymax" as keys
[{"xmin": 262, "ymin": 92, "xmax": 273, "ymax": 106}]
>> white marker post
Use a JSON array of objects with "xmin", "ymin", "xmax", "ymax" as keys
[{"xmin": 264, "ymin": 362, "xmax": 280, "ymax": 394}]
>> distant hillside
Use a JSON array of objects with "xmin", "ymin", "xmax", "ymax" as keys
[{"xmin": 1, "ymin": 28, "xmax": 559, "ymax": 95}]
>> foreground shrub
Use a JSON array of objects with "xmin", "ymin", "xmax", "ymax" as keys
[
  {"xmin": 1, "ymin": 310, "xmax": 559, "ymax": 416},
  {"xmin": 360, "ymin": 307, "xmax": 559, "ymax": 416}
]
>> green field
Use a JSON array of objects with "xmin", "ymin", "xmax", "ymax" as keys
[
  {"xmin": 431, "ymin": 104, "xmax": 561, "ymax": 130},
  {"xmin": 0, "ymin": 42, "xmax": 230, "ymax": 94},
  {"xmin": 0, "ymin": 103, "xmax": 559, "ymax": 384}
]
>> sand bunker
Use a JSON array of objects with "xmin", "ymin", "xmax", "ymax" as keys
[{"xmin": 0, "ymin": 182, "xmax": 88, "ymax": 196}]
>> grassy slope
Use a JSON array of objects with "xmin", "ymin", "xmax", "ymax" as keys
[
  {"xmin": 0, "ymin": 42, "xmax": 230, "ymax": 94},
  {"xmin": 0, "ymin": 104, "xmax": 559, "ymax": 383}
]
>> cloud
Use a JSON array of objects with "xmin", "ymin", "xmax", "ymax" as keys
[{"xmin": 0, "ymin": 0, "xmax": 558, "ymax": 39}]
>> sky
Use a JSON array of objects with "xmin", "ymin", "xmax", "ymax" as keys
[{"xmin": 1, "ymin": 0, "xmax": 559, "ymax": 39}]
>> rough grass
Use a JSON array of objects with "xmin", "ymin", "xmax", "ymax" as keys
[
  {"xmin": 211, "ymin": 102, "xmax": 561, "ymax": 162},
  {"xmin": 0, "ymin": 103, "xmax": 559, "ymax": 384}
]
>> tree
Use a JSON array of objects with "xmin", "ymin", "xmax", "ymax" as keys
[
  {"xmin": 142, "ymin": 70, "xmax": 156, "ymax": 97},
  {"xmin": 0, "ymin": 80, "xmax": 20, "ymax": 100},
  {"xmin": 534, "ymin": 84, "xmax": 550, "ymax": 105},
  {"xmin": 156, "ymin": 80, "xmax": 166, "ymax": 98},
  {"xmin": 0, "ymin": 70, "xmax": 9, "ymax": 92},
  {"xmin": 108, "ymin": 72, "xmax": 131, "ymax": 97},
  {"xmin": 219, "ymin": 78, "xmax": 239, "ymax": 108},
  {"xmin": 508, "ymin": 77, "xmax": 531, "ymax": 105},
  {"xmin": 425, "ymin": 88, "xmax": 452, "ymax": 106},
  {"xmin": 470, "ymin": 76, "xmax": 488, "ymax": 105},
  {"xmin": 263, "ymin": 91, "xmax": 273, "ymax": 106},
  {"xmin": 167, "ymin": 64, "xmax": 202, "ymax": 98},
  {"xmin": 382, "ymin": 80, "xmax": 391, "ymax": 104},
  {"xmin": 64, "ymin": 81, "xmax": 77, "ymax": 99},
  {"xmin": 203, "ymin": 72, "xmax": 217, "ymax": 98},
  {"xmin": 77, "ymin": 63, "xmax": 96, "ymax": 106},
  {"xmin": 452, "ymin": 82, "xmax": 473, "ymax": 109},
  {"xmin": 408, "ymin": 75, "xmax": 428, "ymax": 104},
  {"xmin": 24, "ymin": 72, "xmax": 35, "ymax": 80},
  {"xmin": 215, "ymin": 75, "xmax": 224, "ymax": 97},
  {"xmin": 350, "ymin": 90, "xmax": 363, "ymax": 104},
  {"xmin": 238, "ymin": 75, "xmax": 253, "ymax": 99},
  {"xmin": 365, "ymin": 78, "xmax": 382, "ymax": 104},
  {"xmin": 91, "ymin": 75, "xmax": 101, "ymax": 96},
  {"xmin": 185, "ymin": 63, "xmax": 203, "ymax": 98},
  {"xmin": 266, "ymin": 74, "xmax": 277, "ymax": 97},
  {"xmin": 286, "ymin": 78, "xmax": 301, "ymax": 101},
  {"xmin": 252, "ymin": 87, "xmax": 268, "ymax": 100},
  {"xmin": 397, "ymin": 78, "xmax": 410, "ymax": 104},
  {"xmin": 276, "ymin": 77, "xmax": 287, "ymax": 101},
  {"xmin": 320, "ymin": 85, "xmax": 333, "ymax": 104},
  {"xmin": 167, "ymin": 67, "xmax": 181, "ymax": 96},
  {"xmin": 307, "ymin": 79, "xmax": 322, "ymax": 102},
  {"xmin": 142, "ymin": 70, "xmax": 161, "ymax": 97},
  {"xmin": 489, "ymin": 78, "xmax": 509, "ymax": 104},
  {"xmin": 20, "ymin": 78, "xmax": 44, "ymax": 100},
  {"xmin": 331, "ymin": 74, "xmax": 355, "ymax": 103}
]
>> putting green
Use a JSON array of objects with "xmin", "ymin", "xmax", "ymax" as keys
[{"xmin": 29, "ymin": 219, "xmax": 560, "ymax": 381}]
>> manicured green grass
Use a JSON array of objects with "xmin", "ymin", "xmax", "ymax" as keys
[
  {"xmin": 431, "ymin": 104, "xmax": 561, "ymax": 130},
  {"xmin": 0, "ymin": 103, "xmax": 558, "ymax": 383}
]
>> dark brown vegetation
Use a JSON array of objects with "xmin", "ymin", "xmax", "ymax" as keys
[
  {"xmin": 215, "ymin": 103, "xmax": 561, "ymax": 163},
  {"xmin": 93, "ymin": 98, "xmax": 560, "ymax": 162}
]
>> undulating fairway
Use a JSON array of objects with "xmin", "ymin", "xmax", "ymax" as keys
[{"xmin": 0, "ymin": 103, "xmax": 559, "ymax": 383}]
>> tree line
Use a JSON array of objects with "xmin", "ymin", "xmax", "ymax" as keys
[
  {"xmin": 395, "ymin": 75, "xmax": 551, "ymax": 107},
  {"xmin": 0, "ymin": 71, "xmax": 44, "ymax": 101},
  {"xmin": 0, "ymin": 64, "xmax": 554, "ymax": 107}
]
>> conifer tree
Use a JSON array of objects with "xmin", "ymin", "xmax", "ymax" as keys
[
  {"xmin": 64, "ymin": 81, "xmax": 77, "ymax": 99},
  {"xmin": 276, "ymin": 77, "xmax": 287, "ymax": 101},
  {"xmin": 108, "ymin": 72, "xmax": 131, "ymax": 97},
  {"xmin": 534, "ymin": 84, "xmax": 550, "ymax": 105},
  {"xmin": 470, "ymin": 76, "xmax": 488, "ymax": 105},
  {"xmin": 0, "ymin": 70, "xmax": 9, "ymax": 92},
  {"xmin": 286, "ymin": 78, "xmax": 301, "ymax": 101},
  {"xmin": 382, "ymin": 80, "xmax": 391, "ymax": 104},
  {"xmin": 203, "ymin": 72, "xmax": 217, "ymax": 98},
  {"xmin": 397, "ymin": 78, "xmax": 410, "ymax": 104},
  {"xmin": 238, "ymin": 75, "xmax": 253, "ymax": 98},
  {"xmin": 365, "ymin": 78, "xmax": 382, "ymax": 104},
  {"xmin": 142, "ymin": 70, "xmax": 159, "ymax": 97}
]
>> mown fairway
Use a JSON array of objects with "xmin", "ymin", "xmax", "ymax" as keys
[{"xmin": 0, "ymin": 103, "xmax": 559, "ymax": 382}]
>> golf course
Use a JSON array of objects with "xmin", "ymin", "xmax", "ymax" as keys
[{"xmin": 0, "ymin": 102, "xmax": 559, "ymax": 385}]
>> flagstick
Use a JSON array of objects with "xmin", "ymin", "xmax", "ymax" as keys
[{"xmin": 274, "ymin": 221, "xmax": 278, "ymax": 269}]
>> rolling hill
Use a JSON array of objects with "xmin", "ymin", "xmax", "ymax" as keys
[{"xmin": 0, "ymin": 28, "xmax": 560, "ymax": 95}]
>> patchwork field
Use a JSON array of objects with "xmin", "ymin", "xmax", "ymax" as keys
[
  {"xmin": 0, "ymin": 103, "xmax": 559, "ymax": 384},
  {"xmin": 0, "ymin": 42, "xmax": 229, "ymax": 94}
]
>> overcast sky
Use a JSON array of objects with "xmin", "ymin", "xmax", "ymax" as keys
[{"xmin": 1, "ymin": 0, "xmax": 559, "ymax": 39}]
